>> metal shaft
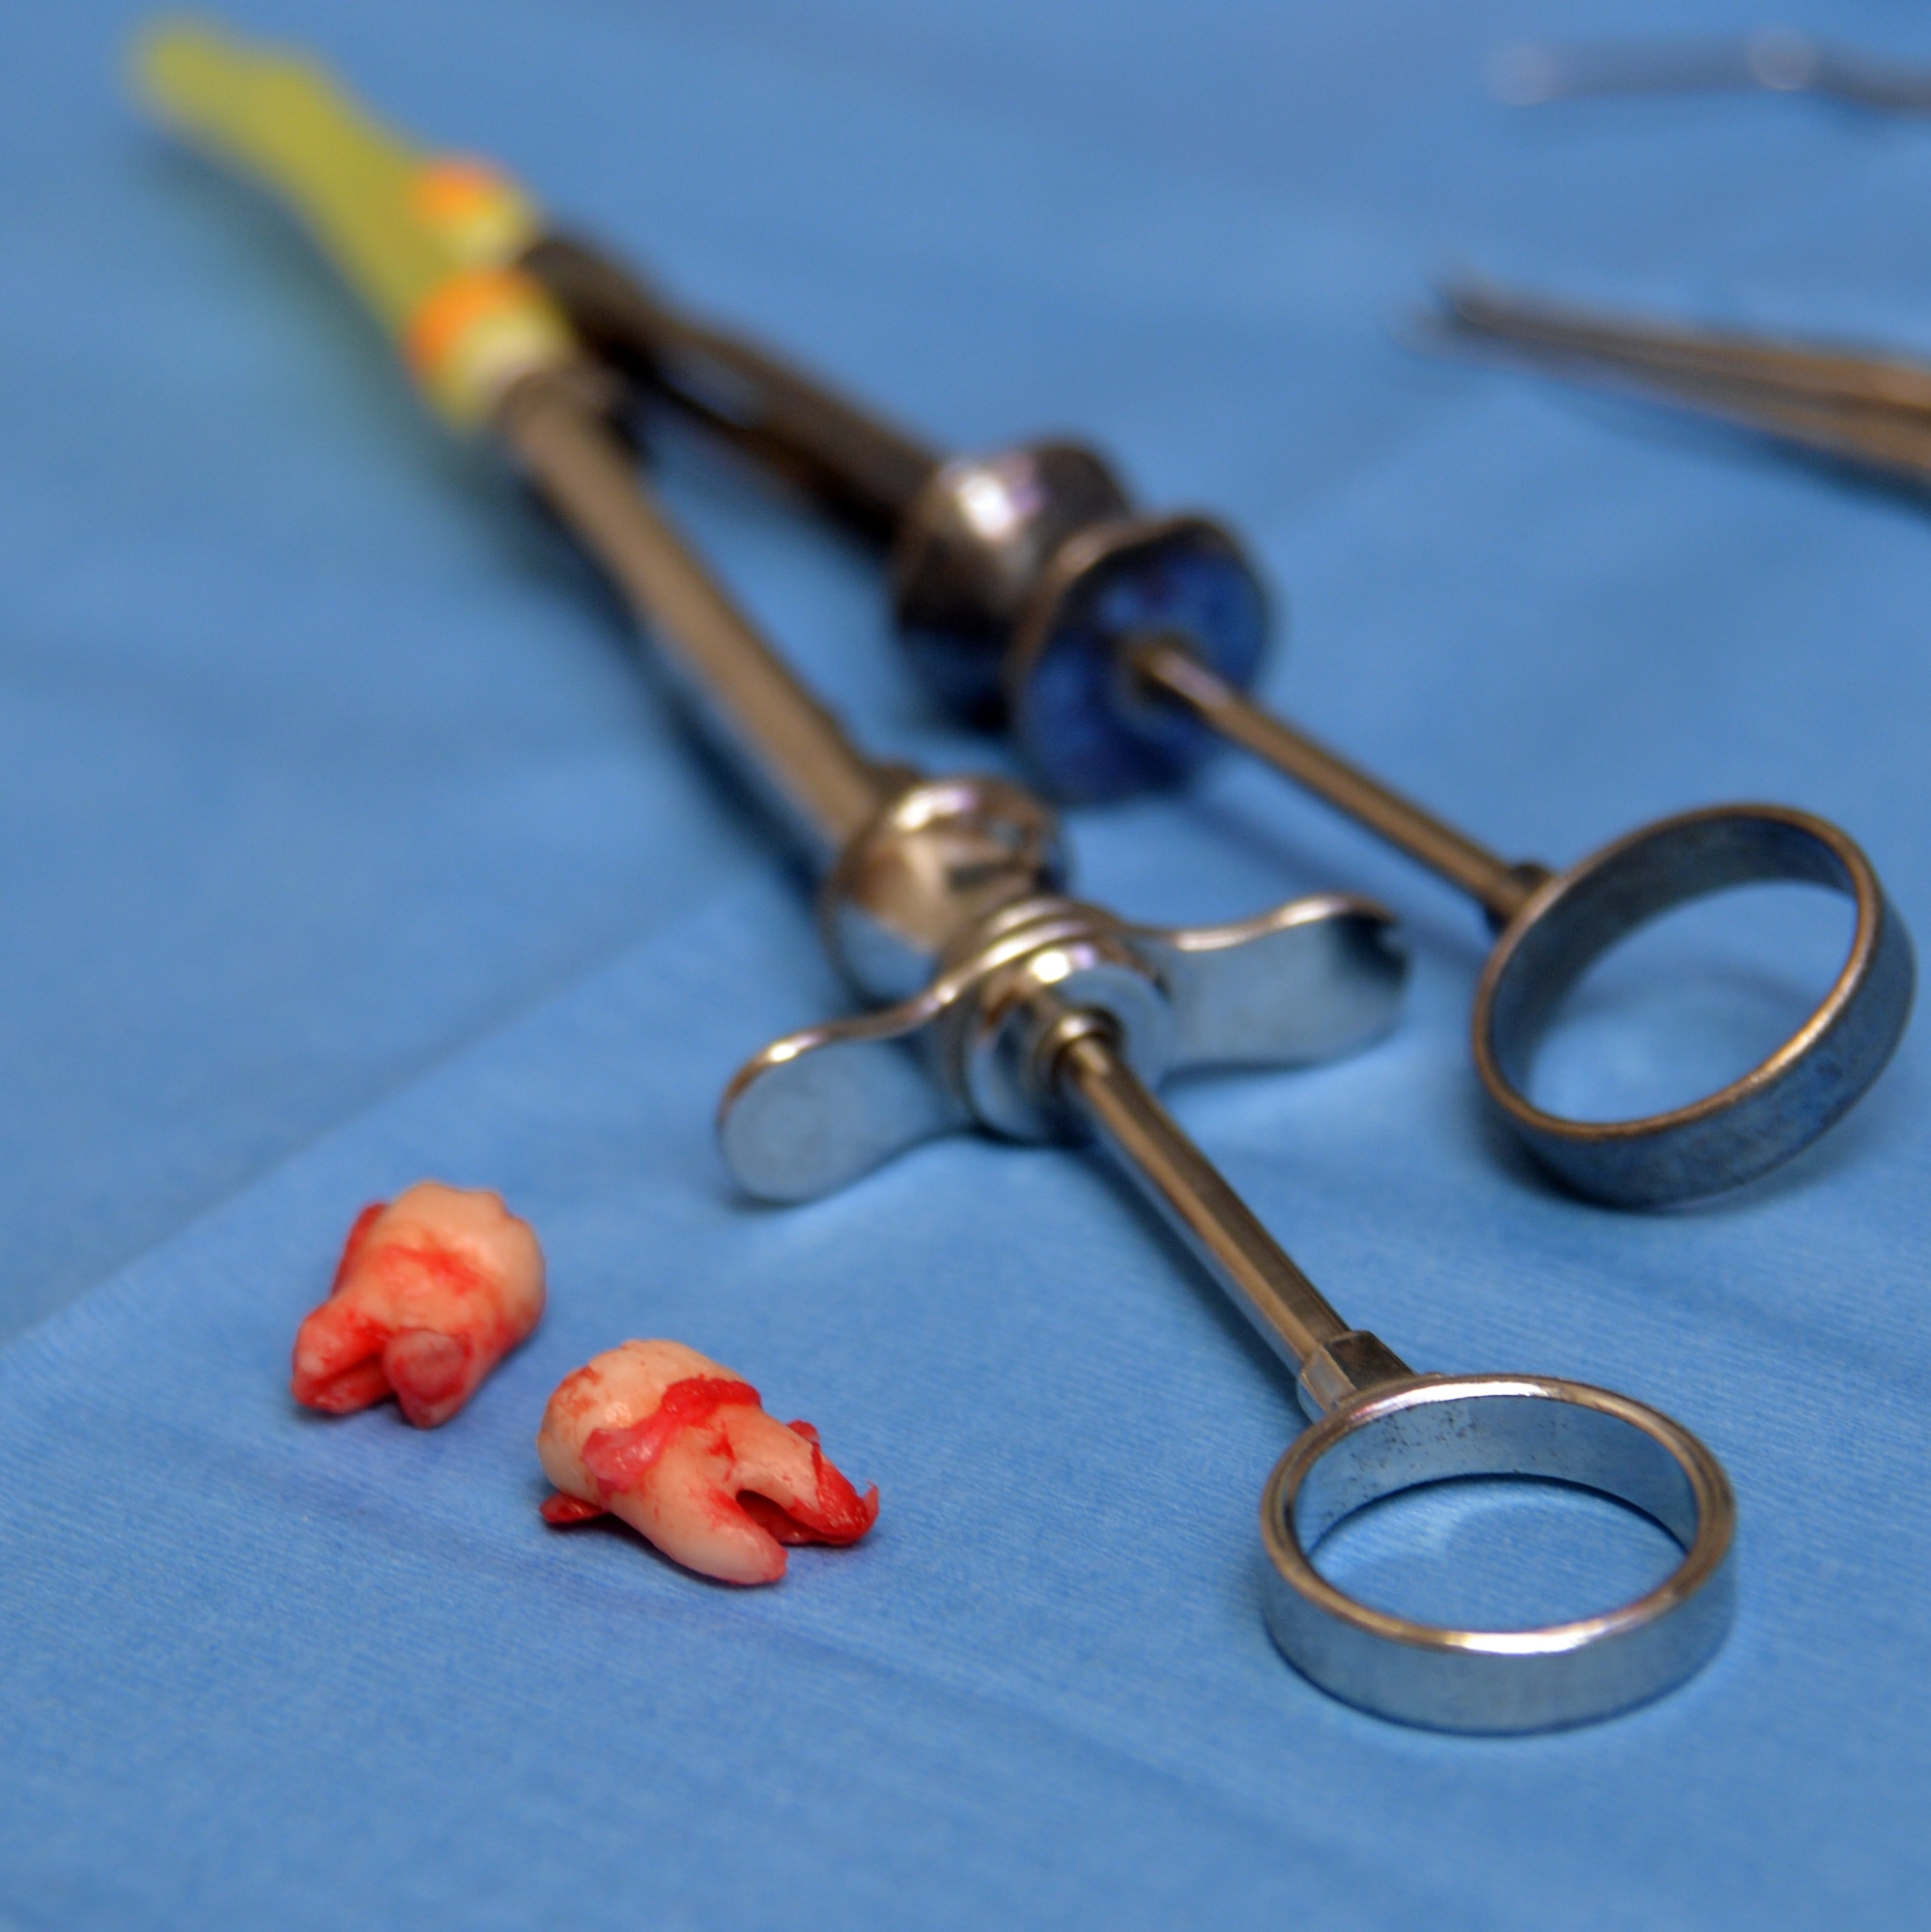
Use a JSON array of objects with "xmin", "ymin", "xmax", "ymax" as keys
[
  {"xmin": 519, "ymin": 242, "xmax": 1551, "ymax": 925},
  {"xmin": 1445, "ymin": 282, "xmax": 1931, "ymax": 416},
  {"xmin": 521, "ymin": 236, "xmax": 942, "ymax": 537},
  {"xmin": 1053, "ymin": 1028, "xmax": 1351, "ymax": 1375},
  {"xmin": 1132, "ymin": 639, "xmax": 1544, "ymax": 926},
  {"xmin": 500, "ymin": 360, "xmax": 1370, "ymax": 1393},
  {"xmin": 497, "ymin": 370, "xmax": 895, "ymax": 866}
]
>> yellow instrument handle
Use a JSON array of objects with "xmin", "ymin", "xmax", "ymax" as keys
[{"xmin": 133, "ymin": 16, "xmax": 574, "ymax": 427}]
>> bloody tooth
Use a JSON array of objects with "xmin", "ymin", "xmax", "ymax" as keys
[
  {"xmin": 292, "ymin": 1183, "xmax": 546, "ymax": 1428},
  {"xmin": 536, "ymin": 1340, "xmax": 879, "ymax": 1584}
]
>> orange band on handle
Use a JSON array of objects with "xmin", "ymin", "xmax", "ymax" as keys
[
  {"xmin": 403, "ymin": 266, "xmax": 574, "ymax": 422},
  {"xmin": 408, "ymin": 157, "xmax": 537, "ymax": 266},
  {"xmin": 404, "ymin": 268, "xmax": 530, "ymax": 379}
]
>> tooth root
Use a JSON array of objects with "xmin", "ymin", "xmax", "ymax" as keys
[
  {"xmin": 738, "ymin": 1492, "xmax": 819, "ymax": 1546},
  {"xmin": 383, "ymin": 1328, "xmax": 475, "ymax": 1428},
  {"xmin": 723, "ymin": 1408, "xmax": 876, "ymax": 1544},
  {"xmin": 301, "ymin": 1357, "xmax": 394, "ymax": 1413},
  {"xmin": 291, "ymin": 1300, "xmax": 386, "ymax": 1409},
  {"xmin": 732, "ymin": 1411, "xmax": 879, "ymax": 1546},
  {"xmin": 610, "ymin": 1437, "xmax": 790, "ymax": 1585}
]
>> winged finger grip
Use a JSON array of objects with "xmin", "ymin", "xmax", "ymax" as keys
[
  {"xmin": 716, "ymin": 894, "xmax": 1407, "ymax": 1204},
  {"xmin": 718, "ymin": 992, "xmax": 966, "ymax": 1203},
  {"xmin": 1128, "ymin": 894, "xmax": 1406, "ymax": 1071}
]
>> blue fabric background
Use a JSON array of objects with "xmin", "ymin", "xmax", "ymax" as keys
[{"xmin": 1, "ymin": 1, "xmax": 1927, "ymax": 1924}]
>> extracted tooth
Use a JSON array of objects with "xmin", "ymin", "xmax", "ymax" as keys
[
  {"xmin": 536, "ymin": 1340, "xmax": 878, "ymax": 1585},
  {"xmin": 292, "ymin": 1183, "xmax": 546, "ymax": 1427}
]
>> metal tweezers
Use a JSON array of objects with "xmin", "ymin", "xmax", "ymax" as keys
[
  {"xmin": 1489, "ymin": 30, "xmax": 1931, "ymax": 115},
  {"xmin": 1434, "ymin": 278, "xmax": 1931, "ymax": 490}
]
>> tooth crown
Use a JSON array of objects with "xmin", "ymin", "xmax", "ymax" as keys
[{"xmin": 536, "ymin": 1339, "xmax": 734, "ymax": 1498}]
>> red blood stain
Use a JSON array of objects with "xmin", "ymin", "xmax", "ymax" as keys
[
  {"xmin": 329, "ymin": 1203, "xmax": 388, "ymax": 1294},
  {"xmin": 541, "ymin": 1492, "xmax": 607, "ymax": 1525},
  {"xmin": 782, "ymin": 1422, "xmax": 879, "ymax": 1545},
  {"xmin": 575, "ymin": 1379, "xmax": 878, "ymax": 1551},
  {"xmin": 580, "ymin": 1378, "xmax": 761, "ymax": 1493},
  {"xmin": 738, "ymin": 1491, "xmax": 820, "ymax": 1546},
  {"xmin": 369, "ymin": 1238, "xmax": 491, "ymax": 1298}
]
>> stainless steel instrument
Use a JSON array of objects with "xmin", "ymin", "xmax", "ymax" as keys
[
  {"xmin": 1487, "ymin": 29, "xmax": 1931, "ymax": 115},
  {"xmin": 522, "ymin": 237, "xmax": 1914, "ymax": 1210}
]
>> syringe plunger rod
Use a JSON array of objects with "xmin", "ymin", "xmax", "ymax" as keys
[{"xmin": 498, "ymin": 375, "xmax": 1397, "ymax": 1408}]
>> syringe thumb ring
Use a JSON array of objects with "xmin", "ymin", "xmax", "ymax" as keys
[
  {"xmin": 1475, "ymin": 803, "xmax": 1915, "ymax": 1206},
  {"xmin": 1261, "ymin": 1374, "xmax": 1737, "ymax": 1733}
]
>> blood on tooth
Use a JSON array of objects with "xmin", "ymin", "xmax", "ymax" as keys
[
  {"xmin": 303, "ymin": 1357, "xmax": 393, "ymax": 1413},
  {"xmin": 328, "ymin": 1203, "xmax": 388, "ymax": 1293},
  {"xmin": 738, "ymin": 1492, "xmax": 818, "ymax": 1545},
  {"xmin": 578, "ymin": 1378, "xmax": 763, "ymax": 1494},
  {"xmin": 541, "ymin": 1492, "xmax": 607, "ymax": 1524},
  {"xmin": 536, "ymin": 1341, "xmax": 879, "ymax": 1584}
]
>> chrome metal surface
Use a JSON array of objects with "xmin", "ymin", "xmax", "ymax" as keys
[
  {"xmin": 526, "ymin": 239, "xmax": 1910, "ymax": 1203},
  {"xmin": 891, "ymin": 445, "xmax": 1136, "ymax": 722},
  {"xmin": 717, "ymin": 989, "xmax": 967, "ymax": 1204},
  {"xmin": 1122, "ymin": 894, "xmax": 1408, "ymax": 1071},
  {"xmin": 1476, "ymin": 804, "xmax": 1916, "ymax": 1206},
  {"xmin": 491, "ymin": 324, "xmax": 1728, "ymax": 1734},
  {"xmin": 820, "ymin": 775, "xmax": 1067, "ymax": 1001},
  {"xmin": 1058, "ymin": 1035, "xmax": 1735, "ymax": 1729},
  {"xmin": 1007, "ymin": 513, "xmax": 1270, "ymax": 802},
  {"xmin": 1260, "ymin": 1376, "xmax": 1736, "ymax": 1732},
  {"xmin": 523, "ymin": 239, "xmax": 1274, "ymax": 786},
  {"xmin": 1054, "ymin": 1026, "xmax": 1355, "ymax": 1377},
  {"xmin": 1134, "ymin": 639, "xmax": 1543, "ymax": 925},
  {"xmin": 497, "ymin": 370, "xmax": 895, "ymax": 867},
  {"xmin": 721, "ymin": 888, "xmax": 1405, "ymax": 1197},
  {"xmin": 1136, "ymin": 641, "xmax": 1915, "ymax": 1206},
  {"xmin": 956, "ymin": 923, "xmax": 1177, "ymax": 1140}
]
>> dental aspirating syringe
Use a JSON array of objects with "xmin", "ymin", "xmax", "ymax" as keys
[
  {"xmin": 136, "ymin": 18, "xmax": 1737, "ymax": 1731},
  {"xmin": 505, "ymin": 239, "xmax": 1916, "ymax": 1212}
]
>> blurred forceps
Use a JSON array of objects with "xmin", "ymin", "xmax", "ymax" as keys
[
  {"xmin": 1488, "ymin": 30, "xmax": 1931, "ymax": 114},
  {"xmin": 1439, "ymin": 277, "xmax": 1931, "ymax": 493}
]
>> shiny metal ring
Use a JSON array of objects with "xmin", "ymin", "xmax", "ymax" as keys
[
  {"xmin": 1473, "ymin": 804, "xmax": 1914, "ymax": 1207},
  {"xmin": 1260, "ymin": 1375, "xmax": 1736, "ymax": 1733}
]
